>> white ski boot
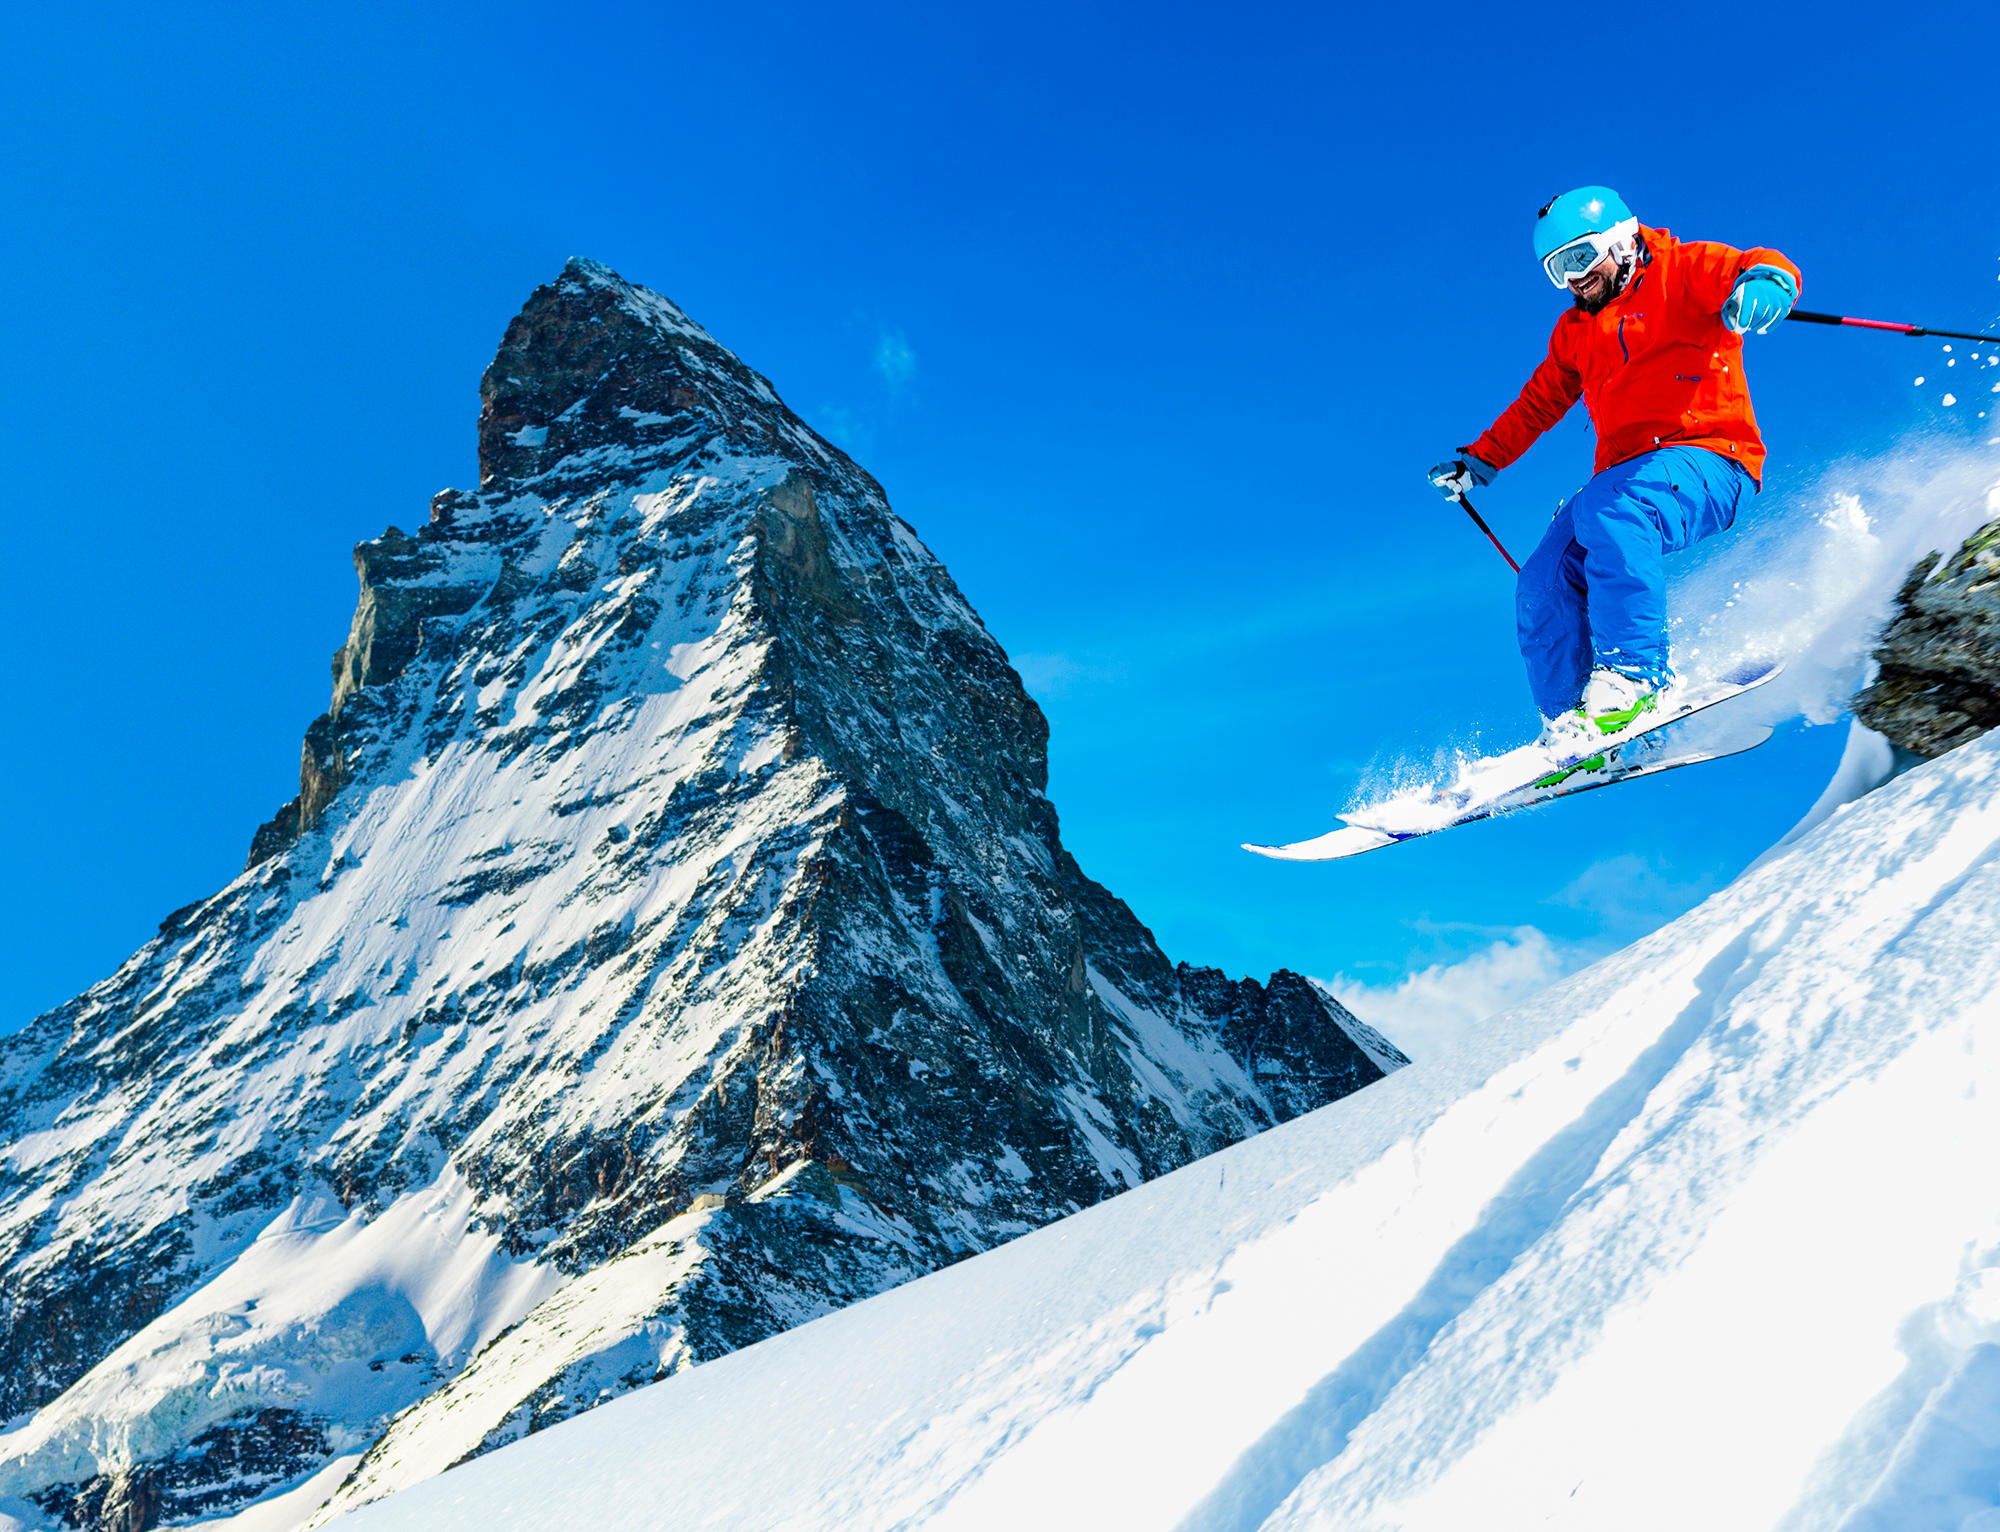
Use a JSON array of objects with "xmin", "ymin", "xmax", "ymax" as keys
[
  {"xmin": 1577, "ymin": 667, "xmax": 1661, "ymax": 737},
  {"xmin": 1531, "ymin": 670, "xmax": 1661, "ymax": 789}
]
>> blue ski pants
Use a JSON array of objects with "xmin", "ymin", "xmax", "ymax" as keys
[{"xmin": 1516, "ymin": 445, "xmax": 1753, "ymax": 718}]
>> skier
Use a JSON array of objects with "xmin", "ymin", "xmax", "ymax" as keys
[{"xmin": 1427, "ymin": 186, "xmax": 1801, "ymax": 746}]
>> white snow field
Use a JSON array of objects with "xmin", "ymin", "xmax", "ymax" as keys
[{"xmin": 301, "ymin": 726, "xmax": 2000, "ymax": 1532}]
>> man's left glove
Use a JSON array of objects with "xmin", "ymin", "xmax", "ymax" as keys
[
  {"xmin": 1723, "ymin": 264, "xmax": 1798, "ymax": 335},
  {"xmin": 1427, "ymin": 452, "xmax": 1498, "ymax": 501}
]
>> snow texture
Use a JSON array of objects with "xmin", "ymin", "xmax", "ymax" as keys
[{"xmin": 323, "ymin": 726, "xmax": 2000, "ymax": 1532}]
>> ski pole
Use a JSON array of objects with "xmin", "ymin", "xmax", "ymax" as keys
[
  {"xmin": 1788, "ymin": 309, "xmax": 2000, "ymax": 346},
  {"xmin": 1454, "ymin": 491, "xmax": 1520, "ymax": 574}
]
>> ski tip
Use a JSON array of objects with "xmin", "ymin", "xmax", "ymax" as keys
[
  {"xmin": 1716, "ymin": 657, "xmax": 1785, "ymax": 689},
  {"xmin": 1243, "ymin": 825, "xmax": 1398, "ymax": 862},
  {"xmin": 1243, "ymin": 841, "xmax": 1310, "ymax": 860}
]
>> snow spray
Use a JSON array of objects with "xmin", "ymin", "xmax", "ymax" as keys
[{"xmin": 1670, "ymin": 433, "xmax": 2000, "ymax": 736}]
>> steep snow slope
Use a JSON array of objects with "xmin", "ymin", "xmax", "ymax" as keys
[{"xmin": 322, "ymin": 727, "xmax": 2000, "ymax": 1532}]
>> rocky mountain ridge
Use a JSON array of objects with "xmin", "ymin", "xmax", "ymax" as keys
[{"xmin": 0, "ymin": 260, "xmax": 1401, "ymax": 1532}]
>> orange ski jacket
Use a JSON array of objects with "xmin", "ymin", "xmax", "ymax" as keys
[{"xmin": 1466, "ymin": 227, "xmax": 1802, "ymax": 485}]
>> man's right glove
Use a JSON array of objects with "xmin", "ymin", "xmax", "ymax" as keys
[
  {"xmin": 1427, "ymin": 452, "xmax": 1498, "ymax": 501},
  {"xmin": 1722, "ymin": 265, "xmax": 1799, "ymax": 335}
]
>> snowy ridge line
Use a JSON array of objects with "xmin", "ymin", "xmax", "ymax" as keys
[
  {"xmin": 320, "ymin": 729, "xmax": 2000, "ymax": 1532},
  {"xmin": 1308, "ymin": 979, "xmax": 1407, "ymax": 1076}
]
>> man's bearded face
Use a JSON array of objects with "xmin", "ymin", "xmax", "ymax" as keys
[{"xmin": 1569, "ymin": 251, "xmax": 1627, "ymax": 314}]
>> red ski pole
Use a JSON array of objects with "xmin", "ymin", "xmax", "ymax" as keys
[
  {"xmin": 1788, "ymin": 309, "xmax": 2000, "ymax": 346},
  {"xmin": 1454, "ymin": 491, "xmax": 1520, "ymax": 574}
]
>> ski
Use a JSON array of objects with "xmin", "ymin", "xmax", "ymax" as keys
[
  {"xmin": 1244, "ymin": 660, "xmax": 1782, "ymax": 863},
  {"xmin": 1246, "ymin": 723, "xmax": 1772, "ymax": 862}
]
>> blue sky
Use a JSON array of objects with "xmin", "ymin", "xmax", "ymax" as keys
[{"xmin": 5, "ymin": 0, "xmax": 1998, "ymax": 1035}]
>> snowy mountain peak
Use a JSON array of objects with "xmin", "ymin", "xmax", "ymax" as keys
[
  {"xmin": 475, "ymin": 257, "xmax": 825, "ymax": 492},
  {"xmin": 0, "ymin": 264, "xmax": 1400, "ymax": 1532}
]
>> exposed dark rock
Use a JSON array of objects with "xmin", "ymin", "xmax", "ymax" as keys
[
  {"xmin": 1854, "ymin": 517, "xmax": 2000, "ymax": 758},
  {"xmin": 35, "ymin": 1410, "xmax": 331, "ymax": 1531},
  {"xmin": 248, "ymin": 526, "xmax": 491, "ymax": 868},
  {"xmin": 0, "ymin": 1226, "xmax": 190, "ymax": 1424}
]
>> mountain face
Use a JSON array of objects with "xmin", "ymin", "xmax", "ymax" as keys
[
  {"xmin": 1856, "ymin": 514, "xmax": 2000, "ymax": 757},
  {"xmin": 0, "ymin": 260, "xmax": 1402, "ymax": 1532}
]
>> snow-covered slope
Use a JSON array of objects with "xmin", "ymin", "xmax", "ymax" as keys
[
  {"xmin": 319, "ymin": 724, "xmax": 2000, "ymax": 1532},
  {"xmin": 0, "ymin": 261, "xmax": 1398, "ymax": 1531}
]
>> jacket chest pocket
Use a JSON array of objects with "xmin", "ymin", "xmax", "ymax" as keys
[{"xmin": 1610, "ymin": 310, "xmax": 1650, "ymax": 363}]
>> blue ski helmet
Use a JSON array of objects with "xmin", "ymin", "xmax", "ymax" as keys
[
  {"xmin": 1534, "ymin": 186, "xmax": 1633, "ymax": 260},
  {"xmin": 1534, "ymin": 186, "xmax": 1639, "ymax": 289}
]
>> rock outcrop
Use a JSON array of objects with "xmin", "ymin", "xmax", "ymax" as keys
[
  {"xmin": 0, "ymin": 260, "xmax": 1404, "ymax": 1531},
  {"xmin": 1854, "ymin": 517, "xmax": 2000, "ymax": 757}
]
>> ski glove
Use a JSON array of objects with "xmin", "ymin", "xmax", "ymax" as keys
[
  {"xmin": 1722, "ymin": 264, "xmax": 1798, "ymax": 335},
  {"xmin": 1427, "ymin": 452, "xmax": 1498, "ymax": 500}
]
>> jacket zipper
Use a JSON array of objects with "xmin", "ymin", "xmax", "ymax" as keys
[{"xmin": 1614, "ymin": 267, "xmax": 1647, "ymax": 365}]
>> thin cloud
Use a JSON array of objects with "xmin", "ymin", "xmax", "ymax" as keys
[
  {"xmin": 1551, "ymin": 852, "xmax": 1721, "ymax": 940},
  {"xmin": 874, "ymin": 328, "xmax": 916, "ymax": 391},
  {"xmin": 1323, "ymin": 926, "xmax": 1582, "ymax": 1062},
  {"xmin": 1010, "ymin": 652, "xmax": 1127, "ymax": 701},
  {"xmin": 811, "ymin": 403, "xmax": 875, "ymax": 460}
]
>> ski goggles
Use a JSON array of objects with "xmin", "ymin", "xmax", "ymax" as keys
[{"xmin": 1541, "ymin": 217, "xmax": 1639, "ymax": 288}]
